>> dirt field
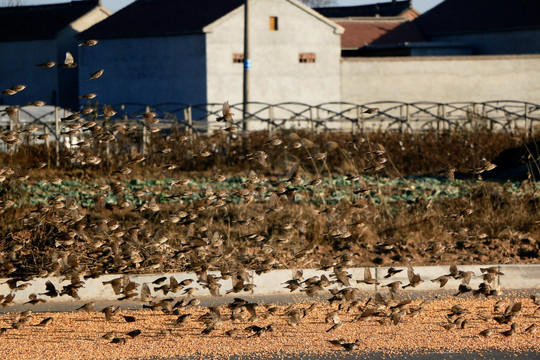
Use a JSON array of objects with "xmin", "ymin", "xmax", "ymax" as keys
[{"xmin": 0, "ymin": 293, "xmax": 538, "ymax": 360}]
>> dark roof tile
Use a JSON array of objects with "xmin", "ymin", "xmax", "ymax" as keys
[
  {"xmin": 315, "ymin": 1, "xmax": 411, "ymax": 18},
  {"xmin": 414, "ymin": 0, "xmax": 540, "ymax": 36},
  {"xmin": 339, "ymin": 20, "xmax": 424, "ymax": 49},
  {"xmin": 0, "ymin": 0, "xmax": 100, "ymax": 42},
  {"xmin": 80, "ymin": 0, "xmax": 244, "ymax": 39}
]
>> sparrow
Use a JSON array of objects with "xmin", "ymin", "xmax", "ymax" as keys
[
  {"xmin": 59, "ymin": 52, "xmax": 77, "ymax": 68},
  {"xmin": 79, "ymin": 39, "xmax": 99, "ymax": 46},
  {"xmin": 364, "ymin": 107, "xmax": 379, "ymax": 114},
  {"xmin": 36, "ymin": 61, "xmax": 56, "ymax": 68},
  {"xmin": 89, "ymin": 69, "xmax": 104, "ymax": 80},
  {"xmin": 217, "ymin": 101, "xmax": 233, "ymax": 122}
]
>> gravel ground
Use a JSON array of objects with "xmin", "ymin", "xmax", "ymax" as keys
[{"xmin": 0, "ymin": 293, "xmax": 538, "ymax": 360}]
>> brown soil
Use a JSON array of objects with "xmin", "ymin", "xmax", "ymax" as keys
[{"xmin": 0, "ymin": 295, "xmax": 538, "ymax": 359}]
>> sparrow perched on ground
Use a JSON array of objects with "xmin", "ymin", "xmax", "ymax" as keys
[
  {"xmin": 126, "ymin": 329, "xmax": 141, "ymax": 338},
  {"xmin": 37, "ymin": 317, "xmax": 53, "ymax": 326},
  {"xmin": 479, "ymin": 328, "xmax": 493, "ymax": 337},
  {"xmin": 501, "ymin": 323, "xmax": 517, "ymax": 337}
]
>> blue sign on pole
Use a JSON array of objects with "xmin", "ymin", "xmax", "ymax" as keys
[{"xmin": 244, "ymin": 59, "xmax": 251, "ymax": 69}]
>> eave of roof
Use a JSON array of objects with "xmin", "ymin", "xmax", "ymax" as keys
[
  {"xmin": 315, "ymin": 0, "xmax": 412, "ymax": 18},
  {"xmin": 80, "ymin": 0, "xmax": 245, "ymax": 40},
  {"xmin": 82, "ymin": 0, "xmax": 343, "ymax": 40},
  {"xmin": 414, "ymin": 0, "xmax": 540, "ymax": 36},
  {"xmin": 0, "ymin": 0, "xmax": 101, "ymax": 42}
]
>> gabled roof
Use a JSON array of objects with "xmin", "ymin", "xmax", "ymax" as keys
[
  {"xmin": 81, "ymin": 0, "xmax": 343, "ymax": 40},
  {"xmin": 0, "ymin": 0, "xmax": 101, "ymax": 42},
  {"xmin": 414, "ymin": 0, "xmax": 540, "ymax": 36},
  {"xmin": 80, "ymin": 0, "xmax": 245, "ymax": 39},
  {"xmin": 338, "ymin": 20, "xmax": 424, "ymax": 49},
  {"xmin": 315, "ymin": 0, "xmax": 412, "ymax": 18}
]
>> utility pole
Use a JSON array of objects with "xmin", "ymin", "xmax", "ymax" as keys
[{"xmin": 242, "ymin": 0, "xmax": 250, "ymax": 132}]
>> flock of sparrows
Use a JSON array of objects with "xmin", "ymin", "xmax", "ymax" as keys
[{"xmin": 0, "ymin": 37, "xmax": 536, "ymax": 352}]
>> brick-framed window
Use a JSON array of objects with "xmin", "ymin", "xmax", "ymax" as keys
[
  {"xmin": 233, "ymin": 53, "xmax": 244, "ymax": 63},
  {"xmin": 299, "ymin": 53, "xmax": 316, "ymax": 63},
  {"xmin": 269, "ymin": 16, "xmax": 278, "ymax": 31}
]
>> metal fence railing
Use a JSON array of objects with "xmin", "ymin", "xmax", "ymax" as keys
[{"xmin": 1, "ymin": 100, "xmax": 539, "ymax": 141}]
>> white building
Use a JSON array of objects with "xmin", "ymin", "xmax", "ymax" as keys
[{"xmin": 78, "ymin": 0, "xmax": 344, "ymax": 120}]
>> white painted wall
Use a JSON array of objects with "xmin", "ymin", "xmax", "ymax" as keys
[
  {"xmin": 341, "ymin": 55, "xmax": 540, "ymax": 104},
  {"xmin": 205, "ymin": 0, "xmax": 343, "ymax": 109}
]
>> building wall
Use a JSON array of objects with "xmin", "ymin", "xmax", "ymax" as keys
[
  {"xmin": 205, "ymin": 0, "xmax": 342, "ymax": 118},
  {"xmin": 341, "ymin": 55, "xmax": 540, "ymax": 104},
  {"xmin": 0, "ymin": 39, "xmax": 58, "ymax": 107},
  {"xmin": 0, "ymin": 5, "xmax": 110, "ymax": 111},
  {"xmin": 430, "ymin": 29, "xmax": 540, "ymax": 55},
  {"xmin": 78, "ymin": 34, "xmax": 207, "ymax": 112},
  {"xmin": 57, "ymin": 6, "xmax": 111, "ymax": 109}
]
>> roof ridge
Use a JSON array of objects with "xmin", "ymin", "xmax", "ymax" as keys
[{"xmin": 0, "ymin": 0, "xmax": 99, "ymax": 11}]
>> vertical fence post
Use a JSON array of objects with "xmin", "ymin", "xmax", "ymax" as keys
[
  {"xmin": 9, "ymin": 112, "xmax": 14, "ymax": 132},
  {"xmin": 436, "ymin": 104, "xmax": 441, "ymax": 135},
  {"xmin": 44, "ymin": 124, "xmax": 50, "ymax": 164},
  {"xmin": 55, "ymin": 106, "xmax": 60, "ymax": 167},
  {"xmin": 353, "ymin": 106, "xmax": 360, "ymax": 135},
  {"xmin": 397, "ymin": 106, "xmax": 403, "ymax": 133},
  {"xmin": 482, "ymin": 103, "xmax": 492, "ymax": 131},
  {"xmin": 187, "ymin": 106, "xmax": 193, "ymax": 142},
  {"xmin": 121, "ymin": 104, "xmax": 128, "ymax": 121},
  {"xmin": 142, "ymin": 123, "xmax": 147, "ymax": 156},
  {"xmin": 142, "ymin": 105, "xmax": 150, "ymax": 155},
  {"xmin": 441, "ymin": 104, "xmax": 446, "ymax": 132},
  {"xmin": 316, "ymin": 106, "xmax": 321, "ymax": 134},
  {"xmin": 16, "ymin": 107, "xmax": 21, "ymax": 131},
  {"xmin": 269, "ymin": 105, "xmax": 274, "ymax": 135},
  {"xmin": 309, "ymin": 106, "xmax": 314, "ymax": 133},
  {"xmin": 405, "ymin": 104, "xmax": 410, "ymax": 131},
  {"xmin": 525, "ymin": 103, "xmax": 531, "ymax": 136},
  {"xmin": 183, "ymin": 107, "xmax": 188, "ymax": 133}
]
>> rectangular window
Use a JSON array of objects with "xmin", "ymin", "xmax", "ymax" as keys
[
  {"xmin": 299, "ymin": 53, "xmax": 316, "ymax": 63},
  {"xmin": 269, "ymin": 16, "xmax": 278, "ymax": 31},
  {"xmin": 233, "ymin": 53, "xmax": 244, "ymax": 63}
]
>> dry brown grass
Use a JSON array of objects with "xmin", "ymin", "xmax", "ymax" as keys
[{"xmin": 0, "ymin": 129, "xmax": 538, "ymax": 278}]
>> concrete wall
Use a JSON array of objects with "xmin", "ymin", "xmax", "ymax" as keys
[
  {"xmin": 78, "ymin": 34, "xmax": 208, "ymax": 111},
  {"xmin": 0, "ymin": 39, "xmax": 59, "ymax": 107},
  {"xmin": 431, "ymin": 29, "xmax": 540, "ymax": 55},
  {"xmin": 340, "ymin": 55, "xmax": 540, "ymax": 104},
  {"xmin": 205, "ymin": 0, "xmax": 342, "ymax": 127}
]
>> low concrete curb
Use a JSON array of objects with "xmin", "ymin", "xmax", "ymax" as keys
[{"xmin": 1, "ymin": 264, "xmax": 539, "ymax": 304}]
